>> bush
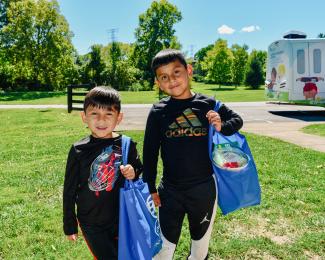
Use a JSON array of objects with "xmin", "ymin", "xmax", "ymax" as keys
[
  {"xmin": 127, "ymin": 80, "xmax": 152, "ymax": 91},
  {"xmin": 192, "ymin": 74, "xmax": 205, "ymax": 82}
]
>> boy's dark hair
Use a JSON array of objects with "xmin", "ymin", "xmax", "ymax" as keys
[
  {"xmin": 83, "ymin": 86, "xmax": 121, "ymax": 112},
  {"xmin": 151, "ymin": 49, "xmax": 187, "ymax": 75}
]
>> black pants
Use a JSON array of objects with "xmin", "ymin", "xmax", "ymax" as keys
[
  {"xmin": 158, "ymin": 176, "xmax": 217, "ymax": 244},
  {"xmin": 79, "ymin": 222, "xmax": 118, "ymax": 260}
]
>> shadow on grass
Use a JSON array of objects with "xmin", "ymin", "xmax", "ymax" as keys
[
  {"xmin": 0, "ymin": 91, "xmax": 65, "ymax": 101},
  {"xmin": 206, "ymin": 87, "xmax": 237, "ymax": 92},
  {"xmin": 193, "ymin": 84, "xmax": 259, "ymax": 92},
  {"xmin": 205, "ymin": 87, "xmax": 258, "ymax": 91}
]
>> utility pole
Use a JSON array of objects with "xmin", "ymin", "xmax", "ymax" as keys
[
  {"xmin": 189, "ymin": 44, "xmax": 195, "ymax": 58},
  {"xmin": 107, "ymin": 28, "xmax": 119, "ymax": 43},
  {"xmin": 107, "ymin": 28, "xmax": 119, "ymax": 89}
]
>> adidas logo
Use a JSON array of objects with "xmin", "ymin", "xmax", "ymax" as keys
[{"xmin": 165, "ymin": 108, "xmax": 207, "ymax": 138}]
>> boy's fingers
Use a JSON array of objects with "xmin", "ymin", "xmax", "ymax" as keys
[
  {"xmin": 206, "ymin": 111, "xmax": 220, "ymax": 122},
  {"xmin": 155, "ymin": 197, "xmax": 161, "ymax": 207},
  {"xmin": 120, "ymin": 165, "xmax": 132, "ymax": 174},
  {"xmin": 206, "ymin": 110, "xmax": 215, "ymax": 118},
  {"xmin": 67, "ymin": 234, "xmax": 78, "ymax": 241},
  {"xmin": 120, "ymin": 165, "xmax": 135, "ymax": 180},
  {"xmin": 125, "ymin": 172, "xmax": 135, "ymax": 180},
  {"xmin": 151, "ymin": 193, "xmax": 161, "ymax": 207},
  {"xmin": 211, "ymin": 119, "xmax": 221, "ymax": 126},
  {"xmin": 153, "ymin": 198, "xmax": 159, "ymax": 207},
  {"xmin": 210, "ymin": 115, "xmax": 220, "ymax": 121},
  {"xmin": 120, "ymin": 165, "xmax": 130, "ymax": 175}
]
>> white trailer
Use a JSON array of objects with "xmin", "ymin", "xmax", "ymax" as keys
[{"xmin": 265, "ymin": 31, "xmax": 325, "ymax": 106}]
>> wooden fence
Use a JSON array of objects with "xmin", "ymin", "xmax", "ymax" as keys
[{"xmin": 67, "ymin": 83, "xmax": 95, "ymax": 113}]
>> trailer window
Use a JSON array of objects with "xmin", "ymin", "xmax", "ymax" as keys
[
  {"xmin": 297, "ymin": 49, "xmax": 305, "ymax": 74},
  {"xmin": 313, "ymin": 49, "xmax": 321, "ymax": 73}
]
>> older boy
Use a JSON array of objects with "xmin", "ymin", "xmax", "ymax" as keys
[
  {"xmin": 143, "ymin": 49, "xmax": 243, "ymax": 260},
  {"xmin": 63, "ymin": 86, "xmax": 143, "ymax": 259}
]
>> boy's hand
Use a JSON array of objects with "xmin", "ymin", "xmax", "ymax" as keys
[
  {"xmin": 206, "ymin": 110, "xmax": 222, "ymax": 132},
  {"xmin": 151, "ymin": 192, "xmax": 161, "ymax": 207},
  {"xmin": 67, "ymin": 234, "xmax": 78, "ymax": 241},
  {"xmin": 120, "ymin": 164, "xmax": 136, "ymax": 180}
]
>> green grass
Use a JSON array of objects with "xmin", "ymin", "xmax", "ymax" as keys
[
  {"xmin": 192, "ymin": 82, "xmax": 265, "ymax": 102},
  {"xmin": 0, "ymin": 83, "xmax": 265, "ymax": 105},
  {"xmin": 0, "ymin": 109, "xmax": 324, "ymax": 259},
  {"xmin": 301, "ymin": 123, "xmax": 325, "ymax": 137}
]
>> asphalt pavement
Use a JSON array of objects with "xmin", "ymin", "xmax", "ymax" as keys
[{"xmin": 1, "ymin": 102, "xmax": 324, "ymax": 152}]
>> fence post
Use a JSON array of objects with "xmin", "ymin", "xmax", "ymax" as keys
[{"xmin": 67, "ymin": 85, "xmax": 72, "ymax": 113}]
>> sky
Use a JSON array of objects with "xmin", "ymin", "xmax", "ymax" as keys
[{"xmin": 57, "ymin": 0, "xmax": 325, "ymax": 56}]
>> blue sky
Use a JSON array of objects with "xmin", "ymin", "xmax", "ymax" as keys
[{"xmin": 57, "ymin": 0, "xmax": 325, "ymax": 56}]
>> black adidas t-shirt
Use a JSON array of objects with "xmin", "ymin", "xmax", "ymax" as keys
[{"xmin": 143, "ymin": 93, "xmax": 243, "ymax": 193}]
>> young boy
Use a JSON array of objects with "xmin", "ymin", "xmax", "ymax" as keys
[
  {"xmin": 63, "ymin": 86, "xmax": 143, "ymax": 259},
  {"xmin": 143, "ymin": 49, "xmax": 243, "ymax": 260}
]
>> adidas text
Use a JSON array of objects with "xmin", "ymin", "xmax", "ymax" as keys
[{"xmin": 165, "ymin": 127, "xmax": 207, "ymax": 138}]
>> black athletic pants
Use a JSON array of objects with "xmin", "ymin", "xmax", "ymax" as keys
[
  {"xmin": 79, "ymin": 222, "xmax": 118, "ymax": 260},
  {"xmin": 158, "ymin": 176, "xmax": 217, "ymax": 244}
]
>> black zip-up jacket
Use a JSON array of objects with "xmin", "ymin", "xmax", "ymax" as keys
[
  {"xmin": 143, "ymin": 94, "xmax": 243, "ymax": 193},
  {"xmin": 63, "ymin": 135, "xmax": 143, "ymax": 235}
]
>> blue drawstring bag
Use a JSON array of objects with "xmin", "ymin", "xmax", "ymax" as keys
[
  {"xmin": 209, "ymin": 101, "xmax": 261, "ymax": 215},
  {"xmin": 118, "ymin": 135, "xmax": 162, "ymax": 260}
]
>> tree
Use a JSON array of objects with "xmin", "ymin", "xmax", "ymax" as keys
[
  {"xmin": 317, "ymin": 33, "xmax": 325, "ymax": 38},
  {"xmin": 250, "ymin": 49, "xmax": 267, "ymax": 77},
  {"xmin": 74, "ymin": 52, "xmax": 91, "ymax": 84},
  {"xmin": 109, "ymin": 42, "xmax": 122, "ymax": 88},
  {"xmin": 231, "ymin": 44, "xmax": 248, "ymax": 87},
  {"xmin": 1, "ymin": 0, "xmax": 75, "ymax": 90},
  {"xmin": 193, "ymin": 44, "xmax": 213, "ymax": 82},
  {"xmin": 103, "ymin": 60, "xmax": 139, "ymax": 91},
  {"xmin": 0, "ymin": 0, "xmax": 13, "ymax": 90},
  {"xmin": 103, "ymin": 42, "xmax": 140, "ymax": 90},
  {"xmin": 102, "ymin": 42, "xmax": 134, "ymax": 62},
  {"xmin": 133, "ymin": 0, "xmax": 182, "ymax": 86},
  {"xmin": 245, "ymin": 55, "xmax": 264, "ymax": 89},
  {"xmin": 0, "ymin": 0, "xmax": 10, "ymax": 30},
  {"xmin": 85, "ymin": 44, "xmax": 106, "ymax": 85},
  {"xmin": 203, "ymin": 39, "xmax": 233, "ymax": 86},
  {"xmin": 0, "ymin": 48, "xmax": 13, "ymax": 90}
]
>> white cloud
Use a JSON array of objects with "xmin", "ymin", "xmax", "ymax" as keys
[
  {"xmin": 217, "ymin": 25, "xmax": 235, "ymax": 35},
  {"xmin": 241, "ymin": 25, "xmax": 261, "ymax": 33}
]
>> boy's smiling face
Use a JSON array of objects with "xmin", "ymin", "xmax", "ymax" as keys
[
  {"xmin": 81, "ymin": 106, "xmax": 123, "ymax": 139},
  {"xmin": 155, "ymin": 59, "xmax": 193, "ymax": 99}
]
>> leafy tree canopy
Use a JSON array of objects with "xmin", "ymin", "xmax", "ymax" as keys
[
  {"xmin": 1, "ymin": 0, "xmax": 75, "ymax": 90},
  {"xmin": 203, "ymin": 39, "xmax": 233, "ymax": 85},
  {"xmin": 133, "ymin": 0, "xmax": 182, "ymax": 85},
  {"xmin": 231, "ymin": 44, "xmax": 249, "ymax": 86},
  {"xmin": 245, "ymin": 54, "xmax": 264, "ymax": 89}
]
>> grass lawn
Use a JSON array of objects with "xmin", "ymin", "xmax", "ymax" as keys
[
  {"xmin": 0, "ymin": 83, "xmax": 265, "ymax": 105},
  {"xmin": 0, "ymin": 109, "xmax": 324, "ymax": 259},
  {"xmin": 301, "ymin": 123, "xmax": 325, "ymax": 137},
  {"xmin": 191, "ymin": 82, "xmax": 265, "ymax": 102}
]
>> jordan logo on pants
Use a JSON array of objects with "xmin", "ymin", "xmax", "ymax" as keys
[{"xmin": 200, "ymin": 213, "xmax": 210, "ymax": 224}]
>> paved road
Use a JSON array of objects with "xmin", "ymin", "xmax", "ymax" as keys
[
  {"xmin": 230, "ymin": 102, "xmax": 325, "ymax": 153},
  {"xmin": 118, "ymin": 102, "xmax": 325, "ymax": 153},
  {"xmin": 120, "ymin": 102, "xmax": 325, "ymax": 130},
  {"xmin": 1, "ymin": 102, "xmax": 325, "ymax": 152}
]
